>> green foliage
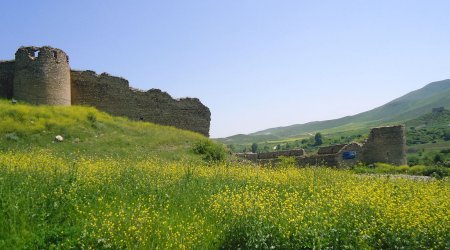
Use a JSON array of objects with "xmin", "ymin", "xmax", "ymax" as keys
[
  {"xmin": 0, "ymin": 150, "xmax": 450, "ymax": 249},
  {"xmin": 1, "ymin": 151, "xmax": 449, "ymax": 249},
  {"xmin": 276, "ymin": 156, "xmax": 297, "ymax": 168},
  {"xmin": 251, "ymin": 142, "xmax": 258, "ymax": 153},
  {"xmin": 0, "ymin": 99, "xmax": 207, "ymax": 161},
  {"xmin": 1, "ymin": 99, "xmax": 450, "ymax": 248},
  {"xmin": 4, "ymin": 132, "xmax": 19, "ymax": 141},
  {"xmin": 433, "ymin": 154, "xmax": 443, "ymax": 164},
  {"xmin": 220, "ymin": 218, "xmax": 283, "ymax": 249},
  {"xmin": 193, "ymin": 140, "xmax": 227, "ymax": 162},
  {"xmin": 314, "ymin": 132, "xmax": 323, "ymax": 146},
  {"xmin": 444, "ymin": 129, "xmax": 450, "ymax": 141},
  {"xmin": 352, "ymin": 163, "xmax": 450, "ymax": 179},
  {"xmin": 218, "ymin": 81, "xmax": 450, "ymax": 150}
]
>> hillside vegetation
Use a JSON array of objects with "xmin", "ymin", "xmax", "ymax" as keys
[
  {"xmin": 219, "ymin": 79, "xmax": 450, "ymax": 144},
  {"xmin": 0, "ymin": 99, "xmax": 207, "ymax": 161},
  {"xmin": 0, "ymin": 99, "xmax": 449, "ymax": 249},
  {"xmin": 1, "ymin": 151, "xmax": 449, "ymax": 249}
]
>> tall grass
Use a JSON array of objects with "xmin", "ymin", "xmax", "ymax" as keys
[
  {"xmin": 352, "ymin": 162, "xmax": 450, "ymax": 179},
  {"xmin": 0, "ymin": 99, "xmax": 206, "ymax": 160},
  {"xmin": 0, "ymin": 150, "xmax": 449, "ymax": 249}
]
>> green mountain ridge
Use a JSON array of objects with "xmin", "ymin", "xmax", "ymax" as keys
[{"xmin": 219, "ymin": 79, "xmax": 450, "ymax": 144}]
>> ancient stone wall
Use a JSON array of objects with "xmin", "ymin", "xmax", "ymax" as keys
[
  {"xmin": 318, "ymin": 144, "xmax": 346, "ymax": 155},
  {"xmin": 257, "ymin": 149, "xmax": 305, "ymax": 159},
  {"xmin": 235, "ymin": 153, "xmax": 258, "ymax": 161},
  {"xmin": 361, "ymin": 125, "xmax": 407, "ymax": 165},
  {"xmin": 0, "ymin": 46, "xmax": 211, "ymax": 136},
  {"xmin": 336, "ymin": 142, "xmax": 363, "ymax": 167},
  {"xmin": 0, "ymin": 61, "xmax": 15, "ymax": 99},
  {"xmin": 297, "ymin": 154, "xmax": 338, "ymax": 167},
  {"xmin": 235, "ymin": 125, "xmax": 406, "ymax": 167},
  {"xmin": 71, "ymin": 70, "xmax": 211, "ymax": 136},
  {"xmin": 13, "ymin": 46, "xmax": 71, "ymax": 105}
]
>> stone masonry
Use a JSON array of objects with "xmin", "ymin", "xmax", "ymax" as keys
[
  {"xmin": 237, "ymin": 125, "xmax": 407, "ymax": 167},
  {"xmin": 0, "ymin": 46, "xmax": 211, "ymax": 136}
]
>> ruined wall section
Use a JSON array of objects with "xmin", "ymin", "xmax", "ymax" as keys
[
  {"xmin": 362, "ymin": 125, "xmax": 407, "ymax": 165},
  {"xmin": 318, "ymin": 144, "xmax": 346, "ymax": 155},
  {"xmin": 13, "ymin": 46, "xmax": 71, "ymax": 105},
  {"xmin": 0, "ymin": 61, "xmax": 15, "ymax": 99},
  {"xmin": 257, "ymin": 149, "xmax": 305, "ymax": 159},
  {"xmin": 71, "ymin": 70, "xmax": 211, "ymax": 136},
  {"xmin": 297, "ymin": 154, "xmax": 338, "ymax": 167},
  {"xmin": 133, "ymin": 90, "xmax": 211, "ymax": 136},
  {"xmin": 71, "ymin": 70, "xmax": 133, "ymax": 117},
  {"xmin": 336, "ymin": 142, "xmax": 363, "ymax": 167}
]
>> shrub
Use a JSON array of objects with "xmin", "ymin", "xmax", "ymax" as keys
[
  {"xmin": 192, "ymin": 140, "xmax": 227, "ymax": 162},
  {"xmin": 4, "ymin": 132, "xmax": 19, "ymax": 141},
  {"xmin": 87, "ymin": 112, "xmax": 97, "ymax": 123},
  {"xmin": 407, "ymin": 156, "xmax": 420, "ymax": 166}
]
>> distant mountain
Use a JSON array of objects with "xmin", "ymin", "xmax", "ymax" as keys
[{"xmin": 218, "ymin": 79, "xmax": 450, "ymax": 144}]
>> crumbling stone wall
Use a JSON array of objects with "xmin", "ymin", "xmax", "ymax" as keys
[
  {"xmin": 257, "ymin": 149, "xmax": 305, "ymax": 159},
  {"xmin": 235, "ymin": 149, "xmax": 306, "ymax": 165},
  {"xmin": 235, "ymin": 125, "xmax": 407, "ymax": 167},
  {"xmin": 318, "ymin": 144, "xmax": 346, "ymax": 155},
  {"xmin": 71, "ymin": 70, "xmax": 211, "ymax": 136},
  {"xmin": 362, "ymin": 125, "xmax": 407, "ymax": 165},
  {"xmin": 336, "ymin": 142, "xmax": 363, "ymax": 167},
  {"xmin": 0, "ymin": 61, "xmax": 14, "ymax": 99},
  {"xmin": 0, "ymin": 46, "xmax": 211, "ymax": 136},
  {"xmin": 13, "ymin": 46, "xmax": 71, "ymax": 105},
  {"xmin": 297, "ymin": 154, "xmax": 338, "ymax": 166},
  {"xmin": 235, "ymin": 153, "xmax": 258, "ymax": 161}
]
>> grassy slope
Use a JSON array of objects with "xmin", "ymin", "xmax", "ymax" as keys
[
  {"xmin": 0, "ymin": 99, "xmax": 207, "ymax": 161},
  {"xmin": 219, "ymin": 79, "xmax": 450, "ymax": 144},
  {"xmin": 406, "ymin": 109, "xmax": 450, "ymax": 128}
]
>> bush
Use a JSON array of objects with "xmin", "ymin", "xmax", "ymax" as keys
[
  {"xmin": 192, "ymin": 140, "xmax": 227, "ymax": 162},
  {"xmin": 408, "ymin": 156, "xmax": 420, "ymax": 166},
  {"xmin": 4, "ymin": 132, "xmax": 19, "ymax": 141}
]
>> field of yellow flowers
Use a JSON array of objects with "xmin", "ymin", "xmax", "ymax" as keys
[{"xmin": 1, "ymin": 150, "xmax": 449, "ymax": 249}]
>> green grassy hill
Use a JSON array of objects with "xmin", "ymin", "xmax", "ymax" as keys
[
  {"xmin": 406, "ymin": 109, "xmax": 450, "ymax": 128},
  {"xmin": 219, "ymin": 79, "xmax": 450, "ymax": 145},
  {"xmin": 0, "ymin": 99, "xmax": 208, "ymax": 161}
]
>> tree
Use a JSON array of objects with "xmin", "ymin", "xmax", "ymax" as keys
[
  {"xmin": 314, "ymin": 132, "xmax": 323, "ymax": 146},
  {"xmin": 433, "ymin": 154, "xmax": 443, "ymax": 164},
  {"xmin": 444, "ymin": 129, "xmax": 450, "ymax": 141},
  {"xmin": 251, "ymin": 143, "xmax": 258, "ymax": 153}
]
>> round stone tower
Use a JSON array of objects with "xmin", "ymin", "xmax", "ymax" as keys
[{"xmin": 13, "ymin": 46, "xmax": 71, "ymax": 105}]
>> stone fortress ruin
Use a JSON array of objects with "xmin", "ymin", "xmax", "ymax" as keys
[
  {"xmin": 237, "ymin": 125, "xmax": 407, "ymax": 167},
  {"xmin": 0, "ymin": 46, "xmax": 211, "ymax": 136}
]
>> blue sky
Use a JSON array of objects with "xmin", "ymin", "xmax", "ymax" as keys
[{"xmin": 1, "ymin": 1, "xmax": 450, "ymax": 138}]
